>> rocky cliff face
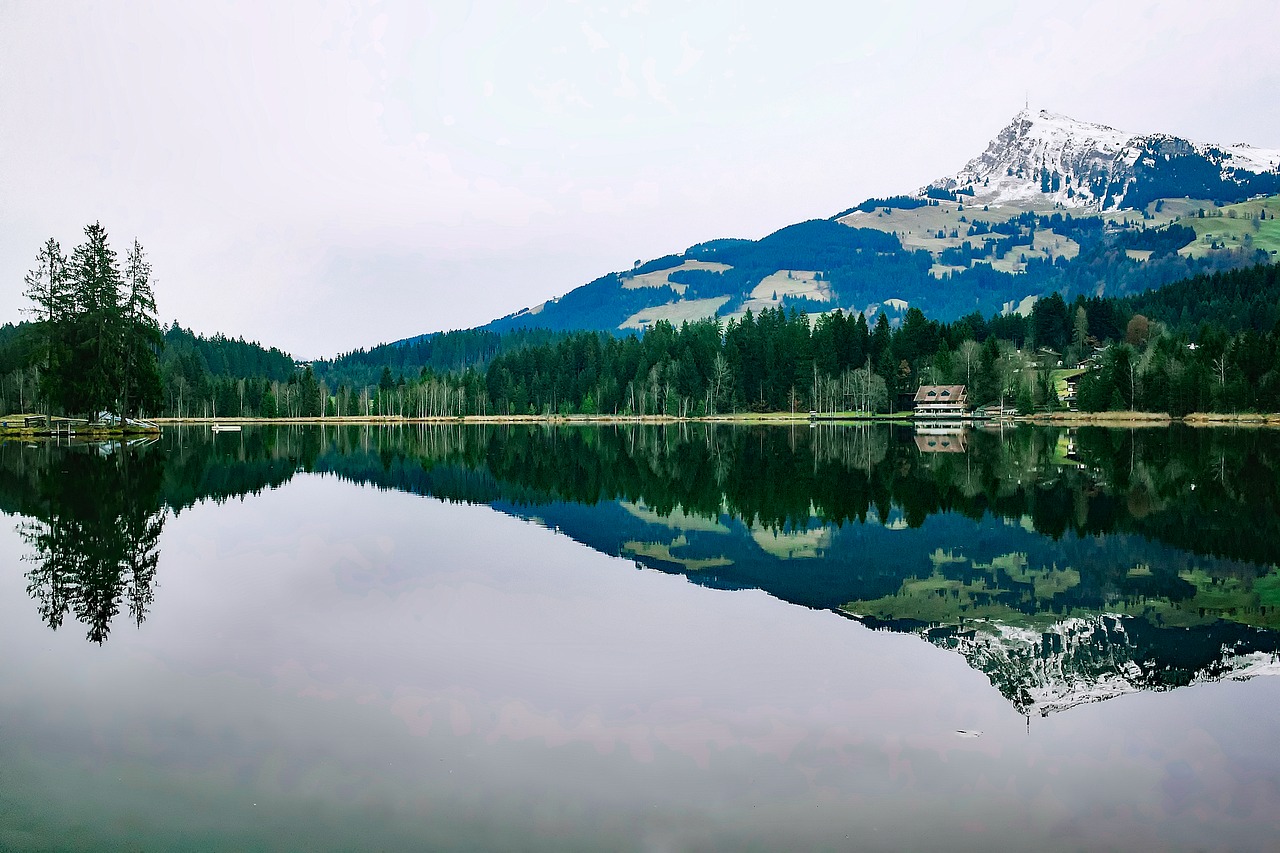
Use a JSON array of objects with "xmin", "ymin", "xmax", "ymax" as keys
[{"xmin": 928, "ymin": 109, "xmax": 1280, "ymax": 210}]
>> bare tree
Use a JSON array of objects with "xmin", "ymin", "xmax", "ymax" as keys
[
  {"xmin": 710, "ymin": 353, "xmax": 732, "ymax": 415},
  {"xmin": 957, "ymin": 339, "xmax": 982, "ymax": 388}
]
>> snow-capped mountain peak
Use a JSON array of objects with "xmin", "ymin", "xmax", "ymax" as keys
[{"xmin": 928, "ymin": 109, "xmax": 1280, "ymax": 210}]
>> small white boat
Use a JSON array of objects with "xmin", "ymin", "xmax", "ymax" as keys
[{"xmin": 210, "ymin": 424, "xmax": 242, "ymax": 433}]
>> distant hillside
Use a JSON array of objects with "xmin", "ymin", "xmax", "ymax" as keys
[
  {"xmin": 475, "ymin": 208, "xmax": 1268, "ymax": 339},
  {"xmin": 160, "ymin": 324, "xmax": 295, "ymax": 384},
  {"xmin": 314, "ymin": 326, "xmax": 566, "ymax": 389},
  {"xmin": 391, "ymin": 110, "xmax": 1279, "ymax": 342},
  {"xmin": 1124, "ymin": 260, "xmax": 1280, "ymax": 335}
]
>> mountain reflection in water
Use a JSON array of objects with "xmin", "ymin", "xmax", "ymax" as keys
[{"xmin": 4, "ymin": 422, "xmax": 1279, "ymax": 714}]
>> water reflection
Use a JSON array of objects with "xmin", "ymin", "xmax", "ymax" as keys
[
  {"xmin": 12, "ymin": 440, "xmax": 165, "ymax": 643},
  {"xmin": 4, "ymin": 422, "xmax": 1280, "ymax": 712}
]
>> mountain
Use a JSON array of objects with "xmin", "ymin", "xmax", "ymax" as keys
[
  {"xmin": 927, "ymin": 108, "xmax": 1280, "ymax": 210},
  {"xmin": 885, "ymin": 613, "xmax": 1280, "ymax": 717},
  {"xmin": 413, "ymin": 110, "xmax": 1279, "ymax": 343}
]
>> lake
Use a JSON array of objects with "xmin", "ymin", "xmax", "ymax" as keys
[{"xmin": 3, "ymin": 423, "xmax": 1280, "ymax": 851}]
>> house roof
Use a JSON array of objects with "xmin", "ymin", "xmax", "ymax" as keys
[{"xmin": 913, "ymin": 384, "xmax": 967, "ymax": 403}]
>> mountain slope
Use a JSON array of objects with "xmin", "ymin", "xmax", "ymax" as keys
[{"xmin": 415, "ymin": 110, "xmax": 1280, "ymax": 342}]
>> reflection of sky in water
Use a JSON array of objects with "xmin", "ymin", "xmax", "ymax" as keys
[{"xmin": 4, "ymin": 474, "xmax": 1280, "ymax": 850}]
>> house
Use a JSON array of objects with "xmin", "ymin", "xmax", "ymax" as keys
[
  {"xmin": 912, "ymin": 384, "xmax": 969, "ymax": 418},
  {"xmin": 1032, "ymin": 347, "xmax": 1063, "ymax": 368},
  {"xmin": 1080, "ymin": 346, "xmax": 1108, "ymax": 371},
  {"xmin": 1055, "ymin": 368, "xmax": 1086, "ymax": 411}
]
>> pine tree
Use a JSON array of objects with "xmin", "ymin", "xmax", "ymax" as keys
[
  {"xmin": 67, "ymin": 222, "xmax": 125, "ymax": 418},
  {"xmin": 22, "ymin": 238, "xmax": 69, "ymax": 413},
  {"xmin": 121, "ymin": 239, "xmax": 163, "ymax": 419}
]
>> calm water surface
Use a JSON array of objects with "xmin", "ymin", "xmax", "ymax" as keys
[{"xmin": 3, "ymin": 423, "xmax": 1280, "ymax": 851}]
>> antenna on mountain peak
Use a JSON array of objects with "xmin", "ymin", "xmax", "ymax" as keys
[{"xmin": 1025, "ymin": 91, "xmax": 1029, "ymax": 111}]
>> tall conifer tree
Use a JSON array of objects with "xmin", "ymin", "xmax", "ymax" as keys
[
  {"xmin": 122, "ymin": 239, "xmax": 162, "ymax": 418},
  {"xmin": 68, "ymin": 222, "xmax": 124, "ymax": 418},
  {"xmin": 22, "ymin": 238, "xmax": 69, "ymax": 413}
]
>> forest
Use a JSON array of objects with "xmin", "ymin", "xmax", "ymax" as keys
[
  {"xmin": 430, "ymin": 261, "xmax": 1280, "ymax": 419},
  {"xmin": 4, "ymin": 222, "xmax": 1280, "ymax": 421}
]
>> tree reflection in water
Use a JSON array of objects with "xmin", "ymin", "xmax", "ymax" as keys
[
  {"xmin": 5, "ymin": 422, "xmax": 1280, "ymax": 714},
  {"xmin": 18, "ymin": 440, "xmax": 164, "ymax": 643}
]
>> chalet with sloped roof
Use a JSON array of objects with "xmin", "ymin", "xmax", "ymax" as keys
[{"xmin": 913, "ymin": 384, "xmax": 968, "ymax": 418}]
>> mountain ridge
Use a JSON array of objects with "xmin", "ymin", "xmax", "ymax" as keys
[
  {"xmin": 393, "ymin": 110, "xmax": 1280, "ymax": 346},
  {"xmin": 926, "ymin": 108, "xmax": 1280, "ymax": 210}
]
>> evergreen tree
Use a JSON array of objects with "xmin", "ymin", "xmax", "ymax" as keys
[
  {"xmin": 19, "ymin": 226, "xmax": 164, "ymax": 421},
  {"xmin": 299, "ymin": 366, "xmax": 322, "ymax": 417},
  {"xmin": 121, "ymin": 240, "xmax": 163, "ymax": 418},
  {"xmin": 67, "ymin": 222, "xmax": 125, "ymax": 418},
  {"xmin": 22, "ymin": 238, "xmax": 69, "ymax": 413}
]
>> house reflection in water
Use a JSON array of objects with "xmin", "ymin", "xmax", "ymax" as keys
[{"xmin": 913, "ymin": 427, "xmax": 967, "ymax": 453}]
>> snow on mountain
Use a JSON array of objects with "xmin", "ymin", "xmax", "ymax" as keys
[
  {"xmin": 913, "ymin": 613, "xmax": 1280, "ymax": 716},
  {"xmin": 1222, "ymin": 140, "xmax": 1280, "ymax": 174},
  {"xmin": 928, "ymin": 109, "xmax": 1280, "ymax": 210}
]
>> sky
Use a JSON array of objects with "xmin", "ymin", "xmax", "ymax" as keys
[{"xmin": 2, "ymin": 1, "xmax": 1280, "ymax": 359}]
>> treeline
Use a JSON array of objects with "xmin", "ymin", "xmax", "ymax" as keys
[
  {"xmin": 831, "ymin": 195, "xmax": 942, "ymax": 217},
  {"xmin": 384, "ymin": 261, "xmax": 1280, "ymax": 418},
  {"xmin": 1, "ymin": 316, "xmax": 304, "ymax": 421},
  {"xmin": 313, "ymin": 326, "xmax": 565, "ymax": 390},
  {"xmin": 479, "ymin": 306, "xmax": 1020, "ymax": 416},
  {"xmin": 161, "ymin": 260, "xmax": 1278, "ymax": 421},
  {"xmin": 1124, "ymin": 260, "xmax": 1280, "ymax": 335},
  {"xmin": 158, "ymin": 323, "xmax": 297, "ymax": 418},
  {"xmin": 8, "ymin": 222, "xmax": 1278, "ymax": 420},
  {"xmin": 162, "ymin": 324, "xmax": 294, "ymax": 383}
]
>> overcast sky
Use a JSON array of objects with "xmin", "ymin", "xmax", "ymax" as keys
[{"xmin": 2, "ymin": 1, "xmax": 1279, "ymax": 358}]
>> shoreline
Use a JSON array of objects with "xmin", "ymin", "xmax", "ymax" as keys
[
  {"xmin": 7, "ymin": 411, "xmax": 1280, "ymax": 436},
  {"xmin": 142, "ymin": 411, "xmax": 1280, "ymax": 427}
]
